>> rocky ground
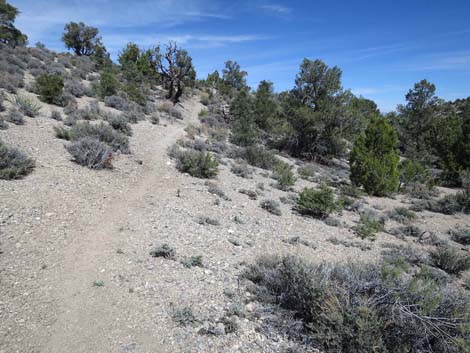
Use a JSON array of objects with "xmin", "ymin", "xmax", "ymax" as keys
[{"xmin": 1, "ymin": 91, "xmax": 469, "ymax": 353}]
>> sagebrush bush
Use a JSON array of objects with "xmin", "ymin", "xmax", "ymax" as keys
[
  {"xmin": 104, "ymin": 95, "xmax": 129, "ymax": 111},
  {"xmin": 7, "ymin": 109, "xmax": 24, "ymax": 125},
  {"xmin": 430, "ymin": 246, "xmax": 470, "ymax": 275},
  {"xmin": 50, "ymin": 110, "xmax": 62, "ymax": 121},
  {"xmin": 0, "ymin": 118, "xmax": 8, "ymax": 130},
  {"xmin": 388, "ymin": 207, "xmax": 416, "ymax": 224},
  {"xmin": 398, "ymin": 159, "xmax": 432, "ymax": 191},
  {"xmin": 296, "ymin": 184, "xmax": 336, "ymax": 219},
  {"xmin": 109, "ymin": 115, "xmax": 132, "ymax": 136},
  {"xmin": 272, "ymin": 161, "xmax": 296, "ymax": 190},
  {"xmin": 0, "ymin": 140, "xmax": 35, "ymax": 179},
  {"xmin": 260, "ymin": 199, "xmax": 282, "ymax": 216},
  {"xmin": 449, "ymin": 226, "xmax": 470, "ymax": 245},
  {"xmin": 64, "ymin": 79, "xmax": 85, "ymax": 98},
  {"xmin": 231, "ymin": 161, "xmax": 253, "ymax": 178},
  {"xmin": 149, "ymin": 244, "xmax": 176, "ymax": 259},
  {"xmin": 175, "ymin": 150, "xmax": 218, "ymax": 178},
  {"xmin": 68, "ymin": 122, "xmax": 130, "ymax": 153},
  {"xmin": 35, "ymin": 74, "xmax": 64, "ymax": 105},
  {"xmin": 243, "ymin": 255, "xmax": 470, "ymax": 353},
  {"xmin": 354, "ymin": 211, "xmax": 385, "ymax": 239},
  {"xmin": 65, "ymin": 137, "xmax": 113, "ymax": 169},
  {"xmin": 14, "ymin": 95, "xmax": 41, "ymax": 117}
]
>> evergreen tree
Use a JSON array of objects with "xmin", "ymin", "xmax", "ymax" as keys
[
  {"xmin": 230, "ymin": 90, "xmax": 258, "ymax": 146},
  {"xmin": 0, "ymin": 0, "xmax": 27, "ymax": 46},
  {"xmin": 350, "ymin": 116, "xmax": 400, "ymax": 196},
  {"xmin": 254, "ymin": 80, "xmax": 277, "ymax": 131}
]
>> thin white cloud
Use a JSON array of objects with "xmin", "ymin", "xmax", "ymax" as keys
[
  {"xmin": 260, "ymin": 4, "xmax": 291, "ymax": 14},
  {"xmin": 395, "ymin": 51, "xmax": 470, "ymax": 71}
]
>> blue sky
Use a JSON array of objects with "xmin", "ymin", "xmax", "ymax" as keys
[{"xmin": 11, "ymin": 0, "xmax": 470, "ymax": 111}]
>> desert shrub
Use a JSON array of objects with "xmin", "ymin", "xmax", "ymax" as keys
[
  {"xmin": 53, "ymin": 126, "xmax": 71, "ymax": 140},
  {"xmin": 388, "ymin": 207, "xmax": 416, "ymax": 224},
  {"xmin": 0, "ymin": 118, "xmax": 7, "ymax": 130},
  {"xmin": 109, "ymin": 115, "xmax": 132, "ymax": 136},
  {"xmin": 260, "ymin": 199, "xmax": 282, "ymax": 216},
  {"xmin": 449, "ymin": 226, "xmax": 470, "ymax": 246},
  {"xmin": 35, "ymin": 74, "xmax": 64, "ymax": 105},
  {"xmin": 50, "ymin": 110, "xmax": 63, "ymax": 121},
  {"xmin": 273, "ymin": 161, "xmax": 296, "ymax": 190},
  {"xmin": 169, "ymin": 107, "xmax": 183, "ymax": 120},
  {"xmin": 104, "ymin": 95, "xmax": 129, "ymax": 111},
  {"xmin": 149, "ymin": 113, "xmax": 159, "ymax": 125},
  {"xmin": 430, "ymin": 246, "xmax": 470, "ymax": 275},
  {"xmin": 149, "ymin": 244, "xmax": 176, "ymax": 259},
  {"xmin": 197, "ymin": 216, "xmax": 220, "ymax": 226},
  {"xmin": 123, "ymin": 83, "xmax": 146, "ymax": 106},
  {"xmin": 243, "ymin": 255, "xmax": 470, "ymax": 353},
  {"xmin": 350, "ymin": 116, "xmax": 399, "ymax": 196},
  {"xmin": 298, "ymin": 163, "xmax": 317, "ymax": 180},
  {"xmin": 68, "ymin": 122, "xmax": 130, "ymax": 153},
  {"xmin": 354, "ymin": 211, "xmax": 385, "ymax": 239},
  {"xmin": 428, "ymin": 192, "xmax": 470, "ymax": 215},
  {"xmin": 389, "ymin": 225, "xmax": 424, "ymax": 239},
  {"xmin": 0, "ymin": 93, "xmax": 5, "ymax": 112},
  {"xmin": 13, "ymin": 95, "xmax": 41, "ymax": 117},
  {"xmin": 0, "ymin": 140, "xmax": 35, "ymax": 179},
  {"xmin": 241, "ymin": 145, "xmax": 278, "ymax": 170},
  {"xmin": 65, "ymin": 137, "xmax": 113, "ymax": 169},
  {"xmin": 339, "ymin": 183, "xmax": 364, "ymax": 198},
  {"xmin": 239, "ymin": 189, "xmax": 257, "ymax": 200},
  {"xmin": 398, "ymin": 159, "xmax": 432, "ymax": 191},
  {"xmin": 94, "ymin": 70, "xmax": 120, "ymax": 98},
  {"xmin": 175, "ymin": 150, "xmax": 218, "ymax": 178},
  {"xmin": 173, "ymin": 307, "xmax": 199, "ymax": 326},
  {"xmin": 206, "ymin": 182, "xmax": 230, "ymax": 200},
  {"xmin": 296, "ymin": 184, "xmax": 336, "ymax": 219},
  {"xmin": 181, "ymin": 255, "xmax": 204, "ymax": 268},
  {"xmin": 64, "ymin": 79, "xmax": 85, "ymax": 98},
  {"xmin": 122, "ymin": 109, "xmax": 145, "ymax": 124},
  {"xmin": 231, "ymin": 161, "xmax": 253, "ymax": 178},
  {"xmin": 6, "ymin": 109, "xmax": 24, "ymax": 125},
  {"xmin": 0, "ymin": 71, "xmax": 24, "ymax": 93}
]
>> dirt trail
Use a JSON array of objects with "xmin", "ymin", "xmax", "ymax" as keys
[{"xmin": 41, "ymin": 98, "xmax": 203, "ymax": 353}]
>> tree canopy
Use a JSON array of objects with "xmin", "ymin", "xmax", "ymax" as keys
[{"xmin": 0, "ymin": 0, "xmax": 27, "ymax": 46}]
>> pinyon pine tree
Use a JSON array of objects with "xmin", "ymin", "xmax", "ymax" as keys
[{"xmin": 349, "ymin": 116, "xmax": 399, "ymax": 196}]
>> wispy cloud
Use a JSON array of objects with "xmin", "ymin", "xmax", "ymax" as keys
[
  {"xmin": 260, "ymin": 4, "xmax": 292, "ymax": 14},
  {"xmin": 394, "ymin": 50, "xmax": 470, "ymax": 71}
]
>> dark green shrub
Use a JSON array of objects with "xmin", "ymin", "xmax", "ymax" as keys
[
  {"xmin": 260, "ymin": 199, "xmax": 282, "ymax": 216},
  {"xmin": 65, "ymin": 137, "xmax": 113, "ymax": 169},
  {"xmin": 350, "ymin": 116, "xmax": 399, "ymax": 196},
  {"xmin": 173, "ymin": 307, "xmax": 199, "ymax": 326},
  {"xmin": 398, "ymin": 159, "xmax": 432, "ymax": 191},
  {"xmin": 35, "ymin": 74, "xmax": 64, "ymax": 105},
  {"xmin": 123, "ymin": 83, "xmax": 146, "ymax": 106},
  {"xmin": 296, "ymin": 184, "xmax": 336, "ymax": 219},
  {"xmin": 449, "ymin": 226, "xmax": 470, "ymax": 245},
  {"xmin": 175, "ymin": 150, "xmax": 218, "ymax": 178},
  {"xmin": 243, "ymin": 255, "xmax": 470, "ymax": 353},
  {"xmin": 94, "ymin": 69, "xmax": 119, "ymax": 98},
  {"xmin": 272, "ymin": 161, "xmax": 296, "ymax": 190},
  {"xmin": 430, "ymin": 246, "xmax": 470, "ymax": 275},
  {"xmin": 0, "ymin": 140, "xmax": 35, "ymax": 179},
  {"xmin": 242, "ymin": 145, "xmax": 278, "ymax": 170},
  {"xmin": 353, "ymin": 211, "xmax": 385, "ymax": 239},
  {"xmin": 181, "ymin": 255, "xmax": 203, "ymax": 268}
]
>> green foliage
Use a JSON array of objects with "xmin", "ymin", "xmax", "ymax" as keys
[
  {"xmin": 296, "ymin": 184, "xmax": 337, "ymax": 219},
  {"xmin": 241, "ymin": 145, "xmax": 278, "ymax": 170},
  {"xmin": 221, "ymin": 60, "xmax": 247, "ymax": 95},
  {"xmin": 94, "ymin": 69, "xmax": 120, "ymax": 98},
  {"xmin": 350, "ymin": 116, "xmax": 399, "ymax": 196},
  {"xmin": 254, "ymin": 80, "xmax": 277, "ymax": 130},
  {"xmin": 119, "ymin": 42, "xmax": 159, "ymax": 84},
  {"xmin": 0, "ymin": 139, "xmax": 35, "ymax": 179},
  {"xmin": 243, "ymin": 255, "xmax": 470, "ymax": 353},
  {"xmin": 272, "ymin": 161, "xmax": 296, "ymax": 190},
  {"xmin": 388, "ymin": 207, "xmax": 416, "ymax": 224},
  {"xmin": 175, "ymin": 150, "xmax": 218, "ymax": 178},
  {"xmin": 230, "ymin": 90, "xmax": 258, "ymax": 146},
  {"xmin": 398, "ymin": 159, "xmax": 432, "ymax": 191},
  {"xmin": 62, "ymin": 22, "xmax": 105, "ymax": 56},
  {"xmin": 430, "ymin": 246, "xmax": 470, "ymax": 275},
  {"xmin": 0, "ymin": 0, "xmax": 27, "ymax": 46},
  {"xmin": 354, "ymin": 212, "xmax": 384, "ymax": 239},
  {"xmin": 123, "ymin": 83, "xmax": 146, "ymax": 106},
  {"xmin": 35, "ymin": 74, "xmax": 64, "ymax": 105}
]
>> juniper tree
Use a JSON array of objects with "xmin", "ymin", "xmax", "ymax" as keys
[
  {"xmin": 350, "ymin": 116, "xmax": 400, "ymax": 196},
  {"xmin": 0, "ymin": 0, "xmax": 27, "ymax": 46}
]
